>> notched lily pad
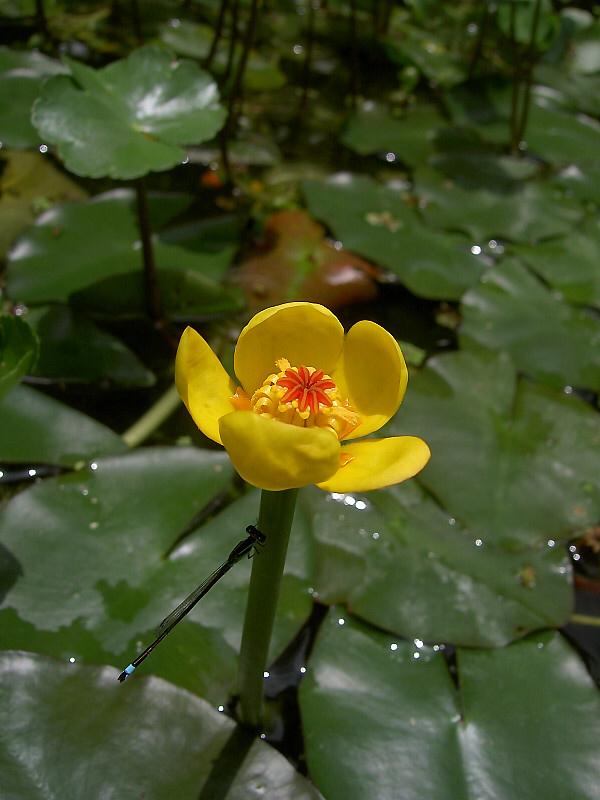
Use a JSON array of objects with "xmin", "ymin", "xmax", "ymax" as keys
[
  {"xmin": 300, "ymin": 480, "xmax": 570, "ymax": 647},
  {"xmin": 300, "ymin": 612, "xmax": 600, "ymax": 800},
  {"xmin": 303, "ymin": 174, "xmax": 482, "ymax": 299},
  {"xmin": 385, "ymin": 349, "xmax": 600, "ymax": 545},
  {"xmin": 32, "ymin": 45, "xmax": 227, "ymax": 179},
  {"xmin": 0, "ymin": 652, "xmax": 323, "ymax": 800},
  {"xmin": 460, "ymin": 258, "xmax": 600, "ymax": 391}
]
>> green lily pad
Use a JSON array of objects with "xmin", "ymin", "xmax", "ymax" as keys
[
  {"xmin": 71, "ymin": 266, "xmax": 244, "ymax": 321},
  {"xmin": 6, "ymin": 189, "xmax": 200, "ymax": 304},
  {"xmin": 299, "ymin": 480, "xmax": 570, "ymax": 647},
  {"xmin": 385, "ymin": 349, "xmax": 600, "ymax": 544},
  {"xmin": 32, "ymin": 45, "xmax": 227, "ymax": 179},
  {"xmin": 0, "ymin": 452, "xmax": 312, "ymax": 701},
  {"xmin": 0, "ymin": 47, "xmax": 66, "ymax": 149},
  {"xmin": 300, "ymin": 612, "xmax": 600, "ymax": 800},
  {"xmin": 0, "ymin": 652, "xmax": 323, "ymax": 800},
  {"xmin": 160, "ymin": 20, "xmax": 286, "ymax": 91},
  {"xmin": 511, "ymin": 220, "xmax": 600, "ymax": 309},
  {"xmin": 341, "ymin": 101, "xmax": 443, "ymax": 165},
  {"xmin": 525, "ymin": 101, "xmax": 600, "ymax": 166},
  {"xmin": 303, "ymin": 174, "xmax": 482, "ymax": 299},
  {"xmin": 0, "ymin": 314, "xmax": 38, "ymax": 399},
  {"xmin": 414, "ymin": 165, "xmax": 582, "ymax": 243},
  {"xmin": 0, "ymin": 384, "xmax": 127, "ymax": 466},
  {"xmin": 25, "ymin": 305, "xmax": 155, "ymax": 386},
  {"xmin": 385, "ymin": 24, "xmax": 466, "ymax": 87},
  {"xmin": 0, "ymin": 149, "xmax": 87, "ymax": 259},
  {"xmin": 460, "ymin": 259, "xmax": 600, "ymax": 391}
]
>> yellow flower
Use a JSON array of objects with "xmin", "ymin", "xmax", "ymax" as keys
[{"xmin": 176, "ymin": 302, "xmax": 430, "ymax": 492}]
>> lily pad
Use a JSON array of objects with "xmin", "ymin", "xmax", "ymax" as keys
[
  {"xmin": 0, "ymin": 47, "xmax": 66, "ymax": 149},
  {"xmin": 385, "ymin": 24, "xmax": 466, "ymax": 87},
  {"xmin": 303, "ymin": 174, "xmax": 482, "ymax": 299},
  {"xmin": 160, "ymin": 20, "xmax": 286, "ymax": 91},
  {"xmin": 32, "ymin": 45, "xmax": 227, "ymax": 179},
  {"xmin": 71, "ymin": 266, "xmax": 244, "ymax": 321},
  {"xmin": 0, "ymin": 452, "xmax": 312, "ymax": 701},
  {"xmin": 299, "ymin": 481, "xmax": 570, "ymax": 647},
  {"xmin": 511, "ymin": 220, "xmax": 600, "ymax": 309},
  {"xmin": 0, "ymin": 384, "xmax": 126, "ymax": 466},
  {"xmin": 385, "ymin": 349, "xmax": 600, "ymax": 544},
  {"xmin": 6, "ymin": 189, "xmax": 198, "ymax": 304},
  {"xmin": 0, "ymin": 149, "xmax": 87, "ymax": 258},
  {"xmin": 341, "ymin": 101, "xmax": 443, "ymax": 165},
  {"xmin": 300, "ymin": 612, "xmax": 600, "ymax": 800},
  {"xmin": 414, "ymin": 165, "xmax": 582, "ymax": 243},
  {"xmin": 0, "ymin": 314, "xmax": 38, "ymax": 399},
  {"xmin": 25, "ymin": 305, "xmax": 155, "ymax": 386},
  {"xmin": 460, "ymin": 259, "xmax": 600, "ymax": 391},
  {"xmin": 0, "ymin": 652, "xmax": 323, "ymax": 800}
]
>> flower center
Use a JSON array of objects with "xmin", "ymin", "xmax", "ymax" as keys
[{"xmin": 230, "ymin": 358, "xmax": 360, "ymax": 440}]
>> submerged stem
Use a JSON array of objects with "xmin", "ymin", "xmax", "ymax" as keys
[
  {"xmin": 237, "ymin": 488, "xmax": 299, "ymax": 728},
  {"xmin": 122, "ymin": 384, "xmax": 180, "ymax": 448}
]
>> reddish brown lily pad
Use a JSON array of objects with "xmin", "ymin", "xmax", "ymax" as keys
[{"xmin": 232, "ymin": 210, "xmax": 380, "ymax": 310}]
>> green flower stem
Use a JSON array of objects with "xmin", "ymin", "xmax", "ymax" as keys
[
  {"xmin": 238, "ymin": 487, "xmax": 299, "ymax": 728},
  {"xmin": 121, "ymin": 384, "xmax": 180, "ymax": 448},
  {"xmin": 570, "ymin": 613, "xmax": 600, "ymax": 628}
]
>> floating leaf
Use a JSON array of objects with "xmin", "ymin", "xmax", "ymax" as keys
[
  {"xmin": 0, "ymin": 47, "xmax": 66, "ymax": 149},
  {"xmin": 160, "ymin": 20, "xmax": 286, "ymax": 91},
  {"xmin": 0, "ymin": 385, "xmax": 126, "ymax": 466},
  {"xmin": 0, "ymin": 454, "xmax": 312, "ymax": 700},
  {"xmin": 0, "ymin": 314, "xmax": 38, "ymax": 399},
  {"xmin": 385, "ymin": 349, "xmax": 600, "ymax": 544},
  {"xmin": 0, "ymin": 149, "xmax": 87, "ymax": 258},
  {"xmin": 0, "ymin": 652, "xmax": 323, "ymax": 800},
  {"xmin": 25, "ymin": 305, "xmax": 155, "ymax": 386},
  {"xmin": 232, "ymin": 210, "xmax": 379, "ymax": 310},
  {"xmin": 303, "ymin": 174, "xmax": 482, "ymax": 299},
  {"xmin": 6, "ymin": 189, "xmax": 193, "ymax": 304},
  {"xmin": 460, "ymin": 259, "xmax": 600, "ymax": 391},
  {"xmin": 341, "ymin": 102, "xmax": 443, "ymax": 165},
  {"xmin": 300, "ymin": 613, "xmax": 600, "ymax": 800},
  {"xmin": 32, "ymin": 46, "xmax": 227, "ymax": 179},
  {"xmin": 512, "ymin": 219, "xmax": 600, "ymax": 309},
  {"xmin": 385, "ymin": 24, "xmax": 466, "ymax": 87},
  {"xmin": 299, "ymin": 481, "xmax": 570, "ymax": 647},
  {"xmin": 414, "ymin": 165, "xmax": 582, "ymax": 243}
]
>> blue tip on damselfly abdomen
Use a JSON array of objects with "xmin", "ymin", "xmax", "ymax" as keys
[{"xmin": 117, "ymin": 524, "xmax": 265, "ymax": 682}]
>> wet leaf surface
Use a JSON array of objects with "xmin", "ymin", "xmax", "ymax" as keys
[
  {"xmin": 0, "ymin": 385, "xmax": 127, "ymax": 466},
  {"xmin": 300, "ymin": 612, "xmax": 600, "ymax": 800},
  {"xmin": 385, "ymin": 350, "xmax": 600, "ymax": 545},
  {"xmin": 460, "ymin": 259, "xmax": 600, "ymax": 391},
  {"xmin": 0, "ymin": 652, "xmax": 323, "ymax": 800},
  {"xmin": 303, "ymin": 175, "xmax": 482, "ymax": 299},
  {"xmin": 0, "ymin": 454, "xmax": 312, "ymax": 701},
  {"xmin": 299, "ymin": 482, "xmax": 570, "ymax": 647},
  {"xmin": 32, "ymin": 46, "xmax": 227, "ymax": 179}
]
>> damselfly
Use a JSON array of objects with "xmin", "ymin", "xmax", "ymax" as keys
[{"xmin": 118, "ymin": 524, "xmax": 266, "ymax": 682}]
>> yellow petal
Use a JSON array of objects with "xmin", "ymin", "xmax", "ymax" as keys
[
  {"xmin": 219, "ymin": 411, "xmax": 340, "ymax": 491},
  {"xmin": 234, "ymin": 302, "xmax": 344, "ymax": 393},
  {"xmin": 175, "ymin": 326, "xmax": 236, "ymax": 445},
  {"xmin": 316, "ymin": 436, "xmax": 430, "ymax": 492},
  {"xmin": 332, "ymin": 321, "xmax": 408, "ymax": 439}
]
